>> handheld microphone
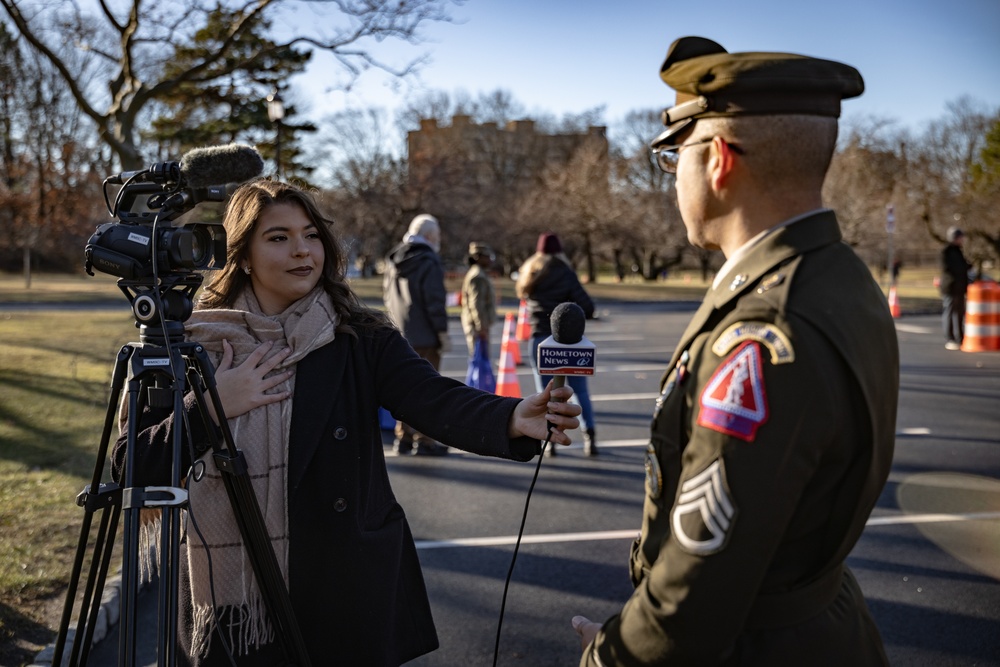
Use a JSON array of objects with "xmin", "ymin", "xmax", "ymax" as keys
[
  {"xmin": 179, "ymin": 144, "xmax": 264, "ymax": 187},
  {"xmin": 536, "ymin": 302, "xmax": 596, "ymax": 396},
  {"xmin": 491, "ymin": 302, "xmax": 597, "ymax": 662}
]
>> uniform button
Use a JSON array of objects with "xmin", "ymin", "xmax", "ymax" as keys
[
  {"xmin": 334, "ymin": 427, "xmax": 347, "ymax": 440},
  {"xmin": 333, "ymin": 498, "xmax": 348, "ymax": 512}
]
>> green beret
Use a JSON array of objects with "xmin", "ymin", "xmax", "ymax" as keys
[{"xmin": 651, "ymin": 36, "xmax": 864, "ymax": 149}]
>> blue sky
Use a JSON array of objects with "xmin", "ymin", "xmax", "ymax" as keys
[{"xmin": 294, "ymin": 0, "xmax": 1000, "ymax": 134}]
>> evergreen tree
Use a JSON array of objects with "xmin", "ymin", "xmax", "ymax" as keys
[{"xmin": 146, "ymin": 7, "xmax": 316, "ymax": 180}]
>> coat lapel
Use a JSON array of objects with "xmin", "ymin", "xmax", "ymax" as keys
[{"xmin": 287, "ymin": 338, "xmax": 348, "ymax": 493}]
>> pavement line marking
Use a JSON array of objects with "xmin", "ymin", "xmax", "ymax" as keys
[
  {"xmin": 591, "ymin": 393, "xmax": 658, "ymax": 402},
  {"xmin": 421, "ymin": 439, "xmax": 648, "ymax": 457},
  {"xmin": 894, "ymin": 323, "xmax": 935, "ymax": 334},
  {"xmin": 585, "ymin": 335, "xmax": 648, "ymax": 342},
  {"xmin": 590, "ymin": 347, "xmax": 672, "ymax": 355},
  {"xmin": 441, "ymin": 363, "xmax": 666, "ymax": 380},
  {"xmin": 416, "ymin": 530, "xmax": 638, "ymax": 549},
  {"xmin": 415, "ymin": 513, "xmax": 1000, "ymax": 550},
  {"xmin": 866, "ymin": 511, "xmax": 1000, "ymax": 526}
]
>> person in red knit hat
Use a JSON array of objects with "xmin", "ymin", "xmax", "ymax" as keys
[{"xmin": 516, "ymin": 233, "xmax": 598, "ymax": 456}]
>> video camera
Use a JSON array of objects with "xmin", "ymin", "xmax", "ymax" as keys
[
  {"xmin": 85, "ymin": 144, "xmax": 264, "ymax": 281},
  {"xmin": 84, "ymin": 144, "xmax": 264, "ymax": 334}
]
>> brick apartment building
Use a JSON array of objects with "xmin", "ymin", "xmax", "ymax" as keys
[{"xmin": 404, "ymin": 114, "xmax": 609, "ymax": 267}]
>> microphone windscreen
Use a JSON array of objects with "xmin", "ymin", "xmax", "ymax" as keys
[
  {"xmin": 179, "ymin": 144, "xmax": 264, "ymax": 188},
  {"xmin": 550, "ymin": 302, "xmax": 586, "ymax": 344}
]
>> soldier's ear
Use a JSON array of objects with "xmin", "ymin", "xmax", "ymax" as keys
[{"xmin": 709, "ymin": 137, "xmax": 739, "ymax": 192}]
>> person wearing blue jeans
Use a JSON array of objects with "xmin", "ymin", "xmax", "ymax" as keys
[
  {"xmin": 529, "ymin": 333, "xmax": 595, "ymax": 451},
  {"xmin": 516, "ymin": 232, "xmax": 598, "ymax": 456}
]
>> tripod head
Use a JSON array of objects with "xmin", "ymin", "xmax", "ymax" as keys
[{"xmin": 117, "ymin": 274, "xmax": 204, "ymax": 346}]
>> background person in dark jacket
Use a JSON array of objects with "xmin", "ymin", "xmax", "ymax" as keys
[
  {"xmin": 113, "ymin": 180, "xmax": 581, "ymax": 667},
  {"xmin": 383, "ymin": 213, "xmax": 451, "ymax": 454},
  {"xmin": 940, "ymin": 226, "xmax": 972, "ymax": 350},
  {"xmin": 516, "ymin": 232, "xmax": 598, "ymax": 456}
]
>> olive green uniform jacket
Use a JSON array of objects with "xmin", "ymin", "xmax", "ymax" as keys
[
  {"xmin": 584, "ymin": 211, "xmax": 898, "ymax": 666},
  {"xmin": 461, "ymin": 263, "xmax": 497, "ymax": 356}
]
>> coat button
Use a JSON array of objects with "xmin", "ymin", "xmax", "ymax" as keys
[
  {"xmin": 334, "ymin": 427, "xmax": 348, "ymax": 440},
  {"xmin": 334, "ymin": 498, "xmax": 347, "ymax": 512}
]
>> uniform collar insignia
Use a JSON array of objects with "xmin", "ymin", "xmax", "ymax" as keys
[{"xmin": 756, "ymin": 273, "xmax": 785, "ymax": 293}]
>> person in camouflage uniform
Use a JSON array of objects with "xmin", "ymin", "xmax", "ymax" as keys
[{"xmin": 461, "ymin": 242, "xmax": 497, "ymax": 357}]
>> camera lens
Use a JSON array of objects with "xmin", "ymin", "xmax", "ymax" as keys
[{"xmin": 189, "ymin": 228, "xmax": 211, "ymax": 266}]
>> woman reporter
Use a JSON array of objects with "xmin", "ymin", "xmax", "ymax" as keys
[{"xmin": 112, "ymin": 179, "xmax": 579, "ymax": 666}]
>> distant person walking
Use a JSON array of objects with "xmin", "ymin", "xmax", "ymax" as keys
[
  {"xmin": 516, "ymin": 233, "xmax": 598, "ymax": 456},
  {"xmin": 940, "ymin": 226, "xmax": 972, "ymax": 350},
  {"xmin": 383, "ymin": 214, "xmax": 450, "ymax": 455},
  {"xmin": 461, "ymin": 242, "xmax": 497, "ymax": 357}
]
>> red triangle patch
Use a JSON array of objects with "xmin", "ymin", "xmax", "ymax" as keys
[{"xmin": 698, "ymin": 341, "xmax": 769, "ymax": 441}]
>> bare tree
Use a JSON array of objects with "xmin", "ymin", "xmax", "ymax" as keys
[
  {"xmin": 824, "ymin": 115, "xmax": 908, "ymax": 271},
  {"xmin": 608, "ymin": 109, "xmax": 691, "ymax": 281},
  {"xmin": 1, "ymin": 0, "xmax": 460, "ymax": 169},
  {"xmin": 896, "ymin": 98, "xmax": 999, "ymax": 268},
  {"xmin": 524, "ymin": 137, "xmax": 611, "ymax": 282},
  {"xmin": 0, "ymin": 21, "xmax": 104, "ymax": 282},
  {"xmin": 315, "ymin": 107, "xmax": 407, "ymax": 276}
]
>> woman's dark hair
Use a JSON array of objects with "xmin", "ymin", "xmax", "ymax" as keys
[{"xmin": 198, "ymin": 178, "xmax": 388, "ymax": 334}]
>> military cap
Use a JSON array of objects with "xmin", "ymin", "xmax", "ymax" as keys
[
  {"xmin": 468, "ymin": 241, "xmax": 494, "ymax": 257},
  {"xmin": 651, "ymin": 36, "xmax": 864, "ymax": 149}
]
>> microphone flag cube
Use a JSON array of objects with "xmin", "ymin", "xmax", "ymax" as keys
[{"xmin": 536, "ymin": 335, "xmax": 596, "ymax": 376}]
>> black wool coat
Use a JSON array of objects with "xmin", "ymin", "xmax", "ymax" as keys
[{"xmin": 113, "ymin": 323, "xmax": 539, "ymax": 666}]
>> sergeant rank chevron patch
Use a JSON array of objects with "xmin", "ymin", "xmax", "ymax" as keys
[
  {"xmin": 671, "ymin": 459, "xmax": 736, "ymax": 555},
  {"xmin": 697, "ymin": 340, "xmax": 769, "ymax": 442}
]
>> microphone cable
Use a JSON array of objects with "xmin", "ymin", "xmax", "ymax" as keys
[{"xmin": 492, "ymin": 433, "xmax": 552, "ymax": 667}]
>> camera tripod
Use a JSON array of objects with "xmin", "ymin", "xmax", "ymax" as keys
[{"xmin": 53, "ymin": 280, "xmax": 311, "ymax": 666}]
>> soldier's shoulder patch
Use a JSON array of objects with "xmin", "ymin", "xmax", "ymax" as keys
[
  {"xmin": 712, "ymin": 321, "xmax": 794, "ymax": 365},
  {"xmin": 671, "ymin": 458, "xmax": 737, "ymax": 556},
  {"xmin": 698, "ymin": 340, "xmax": 769, "ymax": 442}
]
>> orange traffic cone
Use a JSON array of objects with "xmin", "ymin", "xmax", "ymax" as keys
[
  {"xmin": 516, "ymin": 300, "xmax": 531, "ymax": 341},
  {"xmin": 495, "ymin": 335, "xmax": 521, "ymax": 397},
  {"xmin": 501, "ymin": 312, "xmax": 522, "ymax": 365},
  {"xmin": 888, "ymin": 285, "xmax": 901, "ymax": 318}
]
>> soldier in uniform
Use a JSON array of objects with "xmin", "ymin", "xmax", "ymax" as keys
[
  {"xmin": 461, "ymin": 241, "xmax": 498, "ymax": 357},
  {"xmin": 571, "ymin": 37, "xmax": 899, "ymax": 665}
]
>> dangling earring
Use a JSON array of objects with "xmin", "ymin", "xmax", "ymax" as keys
[{"xmin": 244, "ymin": 266, "xmax": 251, "ymax": 275}]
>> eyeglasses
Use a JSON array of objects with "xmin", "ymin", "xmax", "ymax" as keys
[{"xmin": 653, "ymin": 137, "xmax": 744, "ymax": 174}]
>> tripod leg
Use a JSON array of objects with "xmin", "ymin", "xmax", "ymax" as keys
[
  {"xmin": 159, "ymin": 360, "xmax": 188, "ymax": 667},
  {"xmin": 119, "ymin": 372, "xmax": 146, "ymax": 667},
  {"xmin": 53, "ymin": 345, "xmax": 131, "ymax": 667},
  {"xmin": 78, "ymin": 503, "xmax": 121, "ymax": 666}
]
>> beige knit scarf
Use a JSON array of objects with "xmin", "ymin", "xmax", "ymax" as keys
[{"xmin": 174, "ymin": 286, "xmax": 336, "ymax": 657}]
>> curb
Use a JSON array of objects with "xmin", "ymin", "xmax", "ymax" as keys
[{"xmin": 29, "ymin": 574, "xmax": 124, "ymax": 667}]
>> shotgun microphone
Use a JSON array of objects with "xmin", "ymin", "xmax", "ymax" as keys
[
  {"xmin": 106, "ymin": 144, "xmax": 264, "ymax": 188},
  {"xmin": 178, "ymin": 143, "xmax": 265, "ymax": 187}
]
